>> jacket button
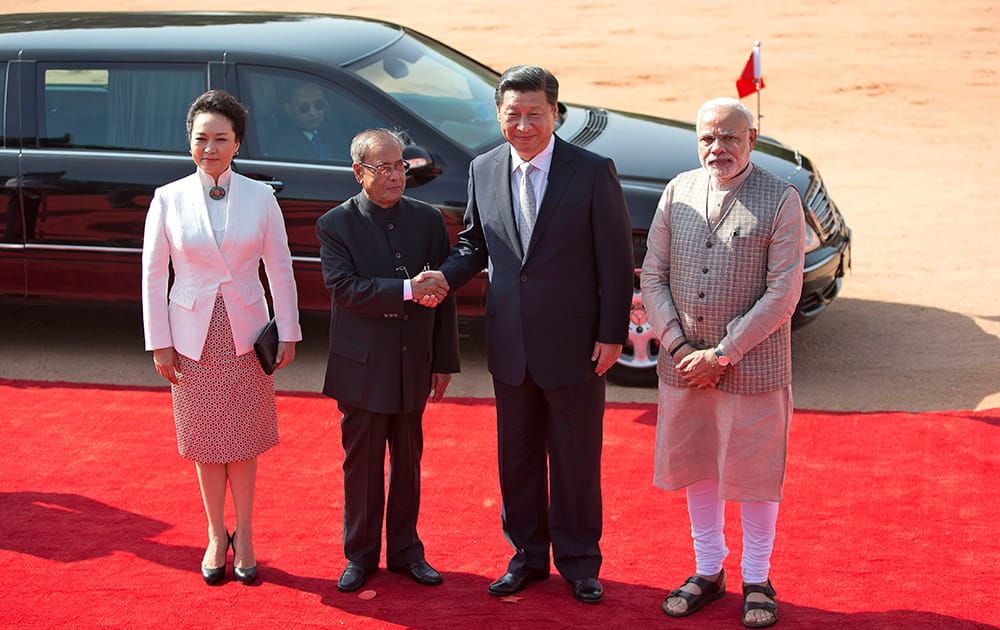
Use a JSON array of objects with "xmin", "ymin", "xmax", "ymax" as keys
[
  {"xmin": 698, "ymin": 292, "xmax": 705, "ymax": 298},
  {"xmin": 697, "ymin": 316, "xmax": 704, "ymax": 321},
  {"xmin": 706, "ymin": 241, "xmax": 714, "ymax": 249},
  {"xmin": 387, "ymin": 223, "xmax": 394, "ymax": 230},
  {"xmin": 395, "ymin": 252, "xmax": 402, "ymax": 259},
  {"xmin": 702, "ymin": 267, "xmax": 709, "ymax": 273},
  {"xmin": 520, "ymin": 274, "xmax": 528, "ymax": 282},
  {"xmin": 403, "ymin": 314, "xmax": 409, "ymax": 320},
  {"xmin": 402, "ymin": 345, "xmax": 408, "ymax": 352}
]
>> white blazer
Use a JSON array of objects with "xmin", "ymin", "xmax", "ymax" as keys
[{"xmin": 142, "ymin": 170, "xmax": 302, "ymax": 361}]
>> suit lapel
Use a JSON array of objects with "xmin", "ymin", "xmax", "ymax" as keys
[
  {"xmin": 219, "ymin": 173, "xmax": 242, "ymax": 255},
  {"xmin": 487, "ymin": 148, "xmax": 524, "ymax": 259},
  {"xmin": 182, "ymin": 172, "xmax": 233, "ymax": 275},
  {"xmin": 524, "ymin": 137, "xmax": 573, "ymax": 259}
]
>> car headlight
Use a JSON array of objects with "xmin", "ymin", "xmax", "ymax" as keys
[{"xmin": 803, "ymin": 223, "xmax": 822, "ymax": 254}]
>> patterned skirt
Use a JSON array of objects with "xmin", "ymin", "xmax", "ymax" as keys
[{"xmin": 171, "ymin": 295, "xmax": 279, "ymax": 464}]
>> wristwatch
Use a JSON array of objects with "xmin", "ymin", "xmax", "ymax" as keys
[{"xmin": 714, "ymin": 347, "xmax": 731, "ymax": 367}]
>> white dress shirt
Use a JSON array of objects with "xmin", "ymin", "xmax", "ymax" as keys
[{"xmin": 509, "ymin": 135, "xmax": 555, "ymax": 232}]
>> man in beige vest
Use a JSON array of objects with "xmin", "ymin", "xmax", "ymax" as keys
[{"xmin": 640, "ymin": 97, "xmax": 806, "ymax": 628}]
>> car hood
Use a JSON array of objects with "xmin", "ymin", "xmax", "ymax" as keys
[{"xmin": 557, "ymin": 105, "xmax": 810, "ymax": 228}]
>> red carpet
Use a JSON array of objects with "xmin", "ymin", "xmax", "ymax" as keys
[{"xmin": 1, "ymin": 379, "xmax": 998, "ymax": 629}]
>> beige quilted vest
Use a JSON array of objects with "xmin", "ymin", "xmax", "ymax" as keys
[{"xmin": 658, "ymin": 167, "xmax": 793, "ymax": 394}]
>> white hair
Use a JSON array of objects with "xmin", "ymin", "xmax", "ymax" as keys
[
  {"xmin": 350, "ymin": 128, "xmax": 404, "ymax": 164},
  {"xmin": 696, "ymin": 97, "xmax": 755, "ymax": 130}
]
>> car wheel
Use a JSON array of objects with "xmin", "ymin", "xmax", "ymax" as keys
[{"xmin": 608, "ymin": 284, "xmax": 659, "ymax": 387}]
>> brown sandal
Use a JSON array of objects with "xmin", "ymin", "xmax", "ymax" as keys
[
  {"xmin": 662, "ymin": 568, "xmax": 726, "ymax": 617},
  {"xmin": 742, "ymin": 580, "xmax": 778, "ymax": 628}
]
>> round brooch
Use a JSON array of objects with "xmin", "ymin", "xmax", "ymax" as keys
[{"xmin": 209, "ymin": 186, "xmax": 226, "ymax": 201}]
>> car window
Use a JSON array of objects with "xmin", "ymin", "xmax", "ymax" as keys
[
  {"xmin": 346, "ymin": 32, "xmax": 502, "ymax": 151},
  {"xmin": 241, "ymin": 67, "xmax": 391, "ymax": 164},
  {"xmin": 39, "ymin": 65, "xmax": 204, "ymax": 153}
]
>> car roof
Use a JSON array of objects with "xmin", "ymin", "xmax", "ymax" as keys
[{"xmin": 0, "ymin": 12, "xmax": 405, "ymax": 66}]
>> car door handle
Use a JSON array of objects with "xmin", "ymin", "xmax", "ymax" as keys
[{"xmin": 258, "ymin": 179, "xmax": 285, "ymax": 192}]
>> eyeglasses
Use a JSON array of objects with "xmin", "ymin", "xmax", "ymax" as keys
[
  {"xmin": 359, "ymin": 160, "xmax": 410, "ymax": 177},
  {"xmin": 295, "ymin": 99, "xmax": 326, "ymax": 114},
  {"xmin": 698, "ymin": 130, "xmax": 751, "ymax": 147}
]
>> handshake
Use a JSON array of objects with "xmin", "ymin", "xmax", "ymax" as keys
[{"xmin": 412, "ymin": 270, "xmax": 449, "ymax": 308}]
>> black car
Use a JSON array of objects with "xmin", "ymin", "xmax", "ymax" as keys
[{"xmin": 0, "ymin": 12, "xmax": 850, "ymax": 386}]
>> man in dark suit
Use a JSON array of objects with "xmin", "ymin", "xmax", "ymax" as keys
[
  {"xmin": 263, "ymin": 81, "xmax": 342, "ymax": 161},
  {"xmin": 418, "ymin": 65, "xmax": 633, "ymax": 604},
  {"xmin": 316, "ymin": 128, "xmax": 460, "ymax": 593}
]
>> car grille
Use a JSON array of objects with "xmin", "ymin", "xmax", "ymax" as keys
[
  {"xmin": 566, "ymin": 108, "xmax": 609, "ymax": 148},
  {"xmin": 797, "ymin": 276, "xmax": 842, "ymax": 320},
  {"xmin": 802, "ymin": 176, "xmax": 842, "ymax": 240}
]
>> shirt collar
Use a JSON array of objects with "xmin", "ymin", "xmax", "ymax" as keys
[
  {"xmin": 709, "ymin": 162, "xmax": 754, "ymax": 191},
  {"xmin": 509, "ymin": 135, "xmax": 556, "ymax": 176},
  {"xmin": 197, "ymin": 167, "xmax": 233, "ymax": 190},
  {"xmin": 358, "ymin": 190, "xmax": 401, "ymax": 218}
]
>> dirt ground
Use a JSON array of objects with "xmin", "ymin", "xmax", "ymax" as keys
[{"xmin": 2, "ymin": 0, "xmax": 998, "ymax": 412}]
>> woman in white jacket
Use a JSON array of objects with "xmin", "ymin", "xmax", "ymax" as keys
[{"xmin": 142, "ymin": 90, "xmax": 301, "ymax": 585}]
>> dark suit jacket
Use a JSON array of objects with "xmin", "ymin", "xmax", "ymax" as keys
[
  {"xmin": 316, "ymin": 193, "xmax": 460, "ymax": 414},
  {"xmin": 261, "ymin": 116, "xmax": 344, "ymax": 162},
  {"xmin": 440, "ymin": 137, "xmax": 633, "ymax": 388}
]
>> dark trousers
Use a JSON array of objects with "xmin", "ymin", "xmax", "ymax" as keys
[
  {"xmin": 339, "ymin": 402, "xmax": 426, "ymax": 569},
  {"xmin": 492, "ymin": 371, "xmax": 606, "ymax": 582}
]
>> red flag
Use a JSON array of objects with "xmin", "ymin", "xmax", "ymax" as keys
[{"xmin": 736, "ymin": 45, "xmax": 764, "ymax": 98}]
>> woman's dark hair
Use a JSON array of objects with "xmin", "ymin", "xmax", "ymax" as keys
[
  {"xmin": 494, "ymin": 65, "xmax": 559, "ymax": 107},
  {"xmin": 185, "ymin": 90, "xmax": 248, "ymax": 142}
]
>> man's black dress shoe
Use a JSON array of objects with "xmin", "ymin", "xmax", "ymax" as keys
[
  {"xmin": 337, "ymin": 561, "xmax": 375, "ymax": 593},
  {"xmin": 388, "ymin": 559, "xmax": 443, "ymax": 586},
  {"xmin": 573, "ymin": 577, "xmax": 604, "ymax": 604},
  {"xmin": 487, "ymin": 568, "xmax": 550, "ymax": 596}
]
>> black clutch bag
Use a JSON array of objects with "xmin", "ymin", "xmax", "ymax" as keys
[{"xmin": 253, "ymin": 318, "xmax": 279, "ymax": 375}]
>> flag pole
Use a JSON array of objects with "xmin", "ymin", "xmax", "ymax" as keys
[{"xmin": 754, "ymin": 40, "xmax": 762, "ymax": 134}]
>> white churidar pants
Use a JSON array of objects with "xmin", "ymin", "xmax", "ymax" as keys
[{"xmin": 686, "ymin": 479, "xmax": 779, "ymax": 584}]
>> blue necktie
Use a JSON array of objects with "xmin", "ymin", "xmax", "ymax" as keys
[{"xmin": 311, "ymin": 133, "xmax": 331, "ymax": 160}]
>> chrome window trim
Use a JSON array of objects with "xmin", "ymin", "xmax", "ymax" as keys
[
  {"xmin": 20, "ymin": 148, "xmax": 359, "ymax": 175},
  {"xmin": 20, "ymin": 246, "xmax": 326, "ymax": 264},
  {"xmin": 19, "ymin": 147, "xmax": 193, "ymax": 161},
  {"xmin": 24, "ymin": 244, "xmax": 142, "ymax": 254}
]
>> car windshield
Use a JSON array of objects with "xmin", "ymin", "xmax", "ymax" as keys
[{"xmin": 345, "ymin": 32, "xmax": 504, "ymax": 152}]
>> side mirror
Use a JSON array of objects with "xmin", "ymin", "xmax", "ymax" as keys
[{"xmin": 403, "ymin": 144, "xmax": 438, "ymax": 186}]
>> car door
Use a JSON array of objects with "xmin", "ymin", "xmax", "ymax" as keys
[
  {"xmin": 19, "ymin": 61, "xmax": 206, "ymax": 302},
  {"xmin": 0, "ymin": 60, "xmax": 26, "ymax": 298},
  {"xmin": 233, "ymin": 64, "xmax": 484, "ymax": 314},
  {"xmin": 233, "ymin": 65, "xmax": 400, "ymax": 311}
]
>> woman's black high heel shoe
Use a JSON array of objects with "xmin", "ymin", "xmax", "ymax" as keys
[
  {"xmin": 232, "ymin": 530, "xmax": 257, "ymax": 584},
  {"xmin": 201, "ymin": 531, "xmax": 231, "ymax": 585}
]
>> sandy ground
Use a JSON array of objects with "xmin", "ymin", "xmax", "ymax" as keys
[{"xmin": 2, "ymin": 0, "xmax": 998, "ymax": 412}]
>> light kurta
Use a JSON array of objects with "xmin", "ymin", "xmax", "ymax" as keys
[{"xmin": 640, "ymin": 164, "xmax": 805, "ymax": 502}]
